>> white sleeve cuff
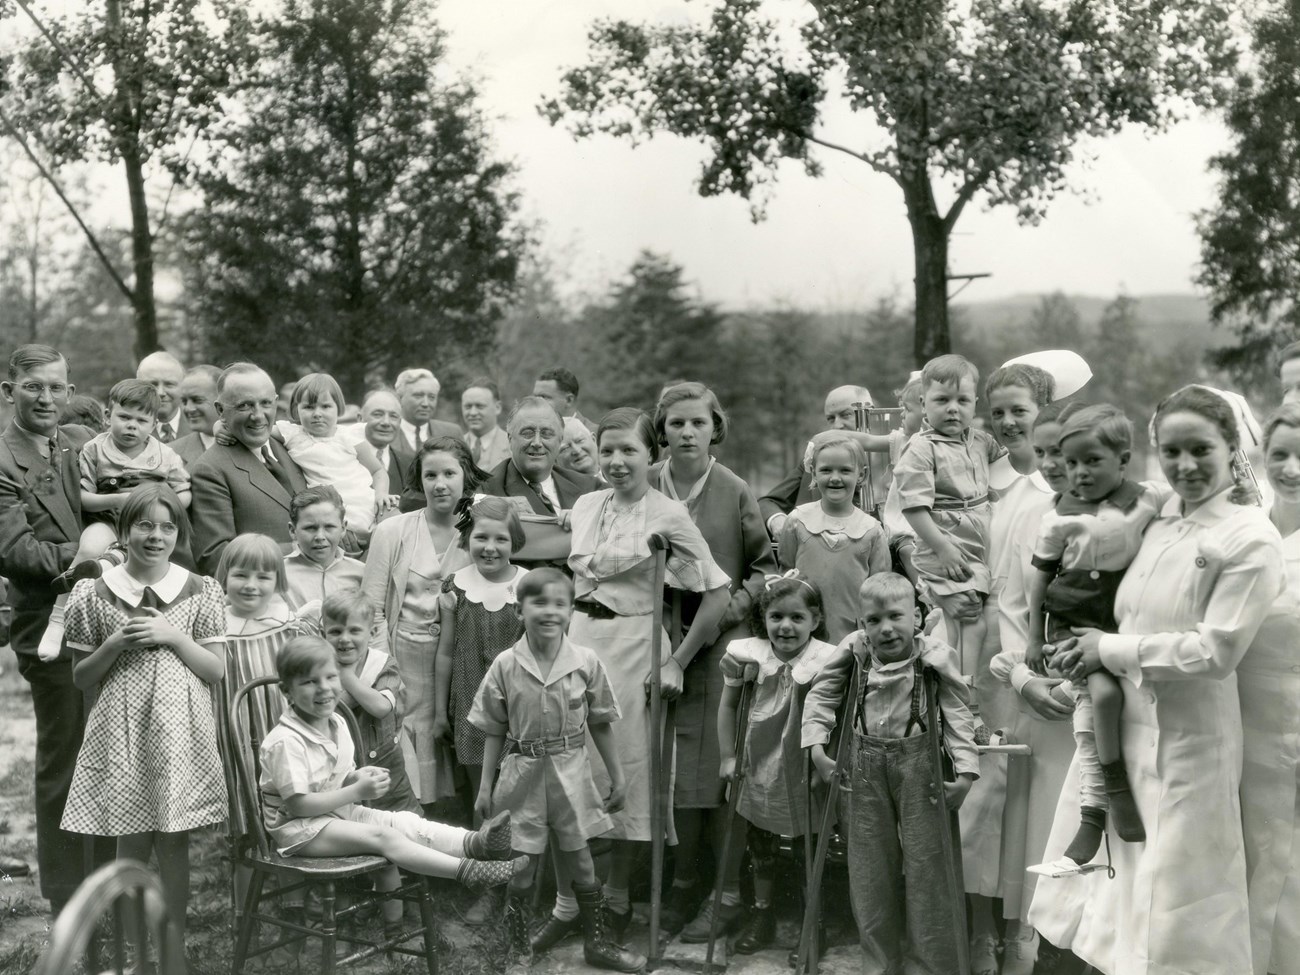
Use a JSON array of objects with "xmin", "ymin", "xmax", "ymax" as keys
[{"xmin": 1099, "ymin": 634, "xmax": 1143, "ymax": 687}]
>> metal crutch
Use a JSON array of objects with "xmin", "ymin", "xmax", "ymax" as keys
[
  {"xmin": 794, "ymin": 660, "xmax": 861, "ymax": 975},
  {"xmin": 704, "ymin": 677, "xmax": 755, "ymax": 971}
]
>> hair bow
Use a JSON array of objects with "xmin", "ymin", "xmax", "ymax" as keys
[{"xmin": 763, "ymin": 570, "xmax": 816, "ymax": 594}]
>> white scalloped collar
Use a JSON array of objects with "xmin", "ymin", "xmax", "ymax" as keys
[
  {"xmin": 453, "ymin": 564, "xmax": 525, "ymax": 612},
  {"xmin": 791, "ymin": 502, "xmax": 875, "ymax": 540}
]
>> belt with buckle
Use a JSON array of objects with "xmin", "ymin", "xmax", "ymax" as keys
[
  {"xmin": 504, "ymin": 732, "xmax": 586, "ymax": 758},
  {"xmin": 932, "ymin": 494, "xmax": 989, "ymax": 511},
  {"xmin": 574, "ymin": 599, "xmax": 617, "ymax": 620}
]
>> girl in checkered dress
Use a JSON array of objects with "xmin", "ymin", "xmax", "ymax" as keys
[{"xmin": 60, "ymin": 484, "xmax": 228, "ymax": 941}]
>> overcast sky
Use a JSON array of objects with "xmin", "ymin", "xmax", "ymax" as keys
[{"xmin": 435, "ymin": 0, "xmax": 1229, "ymax": 310}]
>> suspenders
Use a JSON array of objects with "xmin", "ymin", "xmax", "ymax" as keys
[{"xmin": 852, "ymin": 650, "xmax": 931, "ymax": 739}]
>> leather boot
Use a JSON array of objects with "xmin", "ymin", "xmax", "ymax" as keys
[
  {"xmin": 503, "ymin": 893, "xmax": 533, "ymax": 974},
  {"xmin": 573, "ymin": 883, "xmax": 647, "ymax": 972},
  {"xmin": 530, "ymin": 911, "xmax": 581, "ymax": 954},
  {"xmin": 734, "ymin": 904, "xmax": 775, "ymax": 954}
]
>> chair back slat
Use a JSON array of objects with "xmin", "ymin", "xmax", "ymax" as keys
[{"xmin": 229, "ymin": 676, "xmax": 281, "ymax": 859}]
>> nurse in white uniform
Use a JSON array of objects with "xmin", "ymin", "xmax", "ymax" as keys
[
  {"xmin": 1030, "ymin": 385, "xmax": 1284, "ymax": 975},
  {"xmin": 1242, "ymin": 403, "xmax": 1300, "ymax": 975}
]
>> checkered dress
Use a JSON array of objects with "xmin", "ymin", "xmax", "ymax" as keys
[{"xmin": 61, "ymin": 570, "xmax": 229, "ymax": 835}]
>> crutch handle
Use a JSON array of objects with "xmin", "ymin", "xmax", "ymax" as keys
[{"xmin": 648, "ymin": 532, "xmax": 672, "ymax": 554}]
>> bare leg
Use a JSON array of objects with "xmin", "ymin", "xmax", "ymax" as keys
[{"xmin": 1089, "ymin": 672, "xmax": 1124, "ymax": 765}]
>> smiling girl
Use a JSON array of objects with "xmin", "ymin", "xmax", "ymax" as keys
[
  {"xmin": 778, "ymin": 433, "xmax": 890, "ymax": 643},
  {"xmin": 431, "ymin": 496, "xmax": 527, "ymax": 816},
  {"xmin": 566, "ymin": 408, "xmax": 730, "ymax": 938},
  {"xmin": 60, "ymin": 483, "xmax": 228, "ymax": 943}
]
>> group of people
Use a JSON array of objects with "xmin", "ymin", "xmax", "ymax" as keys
[{"xmin": 3, "ymin": 337, "xmax": 1300, "ymax": 975}]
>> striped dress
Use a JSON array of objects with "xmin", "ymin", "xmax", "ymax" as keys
[{"xmin": 217, "ymin": 596, "xmax": 316, "ymax": 835}]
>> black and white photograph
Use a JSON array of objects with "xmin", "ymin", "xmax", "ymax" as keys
[{"xmin": 0, "ymin": 2, "xmax": 1294, "ymax": 974}]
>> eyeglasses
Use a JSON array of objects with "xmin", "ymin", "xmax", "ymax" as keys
[
  {"xmin": 131, "ymin": 520, "xmax": 178, "ymax": 536},
  {"xmin": 18, "ymin": 382, "xmax": 69, "ymax": 397}
]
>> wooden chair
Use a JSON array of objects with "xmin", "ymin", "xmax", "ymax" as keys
[
  {"xmin": 33, "ymin": 859, "xmax": 183, "ymax": 975},
  {"xmin": 226, "ymin": 675, "xmax": 438, "ymax": 975}
]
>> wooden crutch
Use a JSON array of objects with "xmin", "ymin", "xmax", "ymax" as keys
[
  {"xmin": 794, "ymin": 660, "xmax": 861, "ymax": 975},
  {"xmin": 704, "ymin": 677, "xmax": 755, "ymax": 971},
  {"xmin": 928, "ymin": 672, "xmax": 971, "ymax": 975},
  {"xmin": 647, "ymin": 533, "xmax": 677, "ymax": 966}
]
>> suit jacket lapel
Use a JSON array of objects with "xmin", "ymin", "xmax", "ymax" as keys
[
  {"xmin": 4, "ymin": 423, "xmax": 80, "ymax": 541},
  {"xmin": 231, "ymin": 443, "xmax": 290, "ymax": 509},
  {"xmin": 506, "ymin": 462, "xmax": 549, "ymax": 516}
]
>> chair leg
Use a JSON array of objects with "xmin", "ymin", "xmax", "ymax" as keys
[
  {"xmin": 231, "ymin": 870, "xmax": 266, "ymax": 975},
  {"xmin": 320, "ymin": 881, "xmax": 338, "ymax": 975},
  {"xmin": 419, "ymin": 876, "xmax": 439, "ymax": 975}
]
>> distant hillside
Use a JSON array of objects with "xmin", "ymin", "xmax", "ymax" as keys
[{"xmin": 953, "ymin": 292, "xmax": 1225, "ymax": 349}]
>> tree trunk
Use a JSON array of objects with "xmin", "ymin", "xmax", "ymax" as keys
[
  {"xmin": 124, "ymin": 152, "xmax": 159, "ymax": 361},
  {"xmin": 903, "ymin": 176, "xmax": 951, "ymax": 365},
  {"xmin": 105, "ymin": 0, "xmax": 159, "ymax": 362}
]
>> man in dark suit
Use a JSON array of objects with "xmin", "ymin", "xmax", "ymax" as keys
[
  {"xmin": 0, "ymin": 344, "xmax": 112, "ymax": 913},
  {"xmin": 393, "ymin": 368, "xmax": 461, "ymax": 453},
  {"xmin": 480, "ymin": 397, "xmax": 600, "ymax": 568},
  {"xmin": 136, "ymin": 350, "xmax": 190, "ymax": 444},
  {"xmin": 359, "ymin": 388, "xmax": 413, "ymax": 496},
  {"xmin": 170, "ymin": 364, "xmax": 221, "ymax": 470},
  {"xmin": 190, "ymin": 363, "xmax": 308, "ymax": 575},
  {"xmin": 759, "ymin": 384, "xmax": 873, "ymax": 536}
]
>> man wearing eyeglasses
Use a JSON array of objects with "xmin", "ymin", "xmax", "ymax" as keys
[
  {"xmin": 0, "ymin": 344, "xmax": 113, "ymax": 916},
  {"xmin": 190, "ymin": 362, "xmax": 308, "ymax": 574}
]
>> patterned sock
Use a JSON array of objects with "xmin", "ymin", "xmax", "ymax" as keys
[
  {"xmin": 456, "ymin": 855, "xmax": 529, "ymax": 892},
  {"xmin": 463, "ymin": 810, "xmax": 512, "ymax": 860}
]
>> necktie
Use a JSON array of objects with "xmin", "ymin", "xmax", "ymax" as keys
[
  {"xmin": 470, "ymin": 437, "xmax": 483, "ymax": 465},
  {"xmin": 262, "ymin": 445, "xmax": 295, "ymax": 496},
  {"xmin": 45, "ymin": 437, "xmax": 57, "ymax": 462},
  {"xmin": 159, "ymin": 421, "xmax": 175, "ymax": 443},
  {"xmin": 528, "ymin": 479, "xmax": 556, "ymax": 515}
]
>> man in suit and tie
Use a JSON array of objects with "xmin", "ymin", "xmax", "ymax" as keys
[
  {"xmin": 759, "ymin": 384, "xmax": 873, "ymax": 537},
  {"xmin": 0, "ymin": 344, "xmax": 113, "ymax": 914},
  {"xmin": 170, "ymin": 364, "xmax": 222, "ymax": 470},
  {"xmin": 136, "ymin": 350, "xmax": 189, "ymax": 444},
  {"xmin": 480, "ymin": 397, "xmax": 600, "ymax": 567},
  {"xmin": 394, "ymin": 368, "xmax": 461, "ymax": 453},
  {"xmin": 190, "ymin": 363, "xmax": 308, "ymax": 574},
  {"xmin": 359, "ymin": 388, "xmax": 412, "ymax": 496},
  {"xmin": 461, "ymin": 377, "xmax": 511, "ymax": 472}
]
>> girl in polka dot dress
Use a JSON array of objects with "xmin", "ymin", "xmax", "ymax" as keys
[{"xmin": 60, "ymin": 484, "xmax": 228, "ymax": 941}]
